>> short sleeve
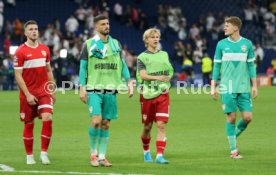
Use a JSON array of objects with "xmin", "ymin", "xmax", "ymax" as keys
[
  {"xmin": 46, "ymin": 46, "xmax": 51, "ymax": 64},
  {"xmin": 247, "ymin": 41, "xmax": 255, "ymax": 62},
  {"xmin": 13, "ymin": 49, "xmax": 24, "ymax": 70},
  {"xmin": 214, "ymin": 42, "xmax": 222, "ymax": 63},
  {"xmin": 137, "ymin": 59, "xmax": 146, "ymax": 71}
]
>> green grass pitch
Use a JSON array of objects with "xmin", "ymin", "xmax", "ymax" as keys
[{"xmin": 0, "ymin": 87, "xmax": 276, "ymax": 175}]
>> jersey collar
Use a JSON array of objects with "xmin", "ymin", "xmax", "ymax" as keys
[
  {"xmin": 24, "ymin": 42, "xmax": 39, "ymax": 48},
  {"xmin": 227, "ymin": 36, "xmax": 243, "ymax": 43},
  {"xmin": 145, "ymin": 49, "xmax": 160, "ymax": 54}
]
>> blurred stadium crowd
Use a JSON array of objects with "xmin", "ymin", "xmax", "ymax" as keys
[{"xmin": 0, "ymin": 0, "xmax": 276, "ymax": 90}]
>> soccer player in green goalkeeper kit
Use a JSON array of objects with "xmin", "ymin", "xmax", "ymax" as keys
[
  {"xmin": 79, "ymin": 15, "xmax": 133, "ymax": 167},
  {"xmin": 211, "ymin": 16, "xmax": 258, "ymax": 159}
]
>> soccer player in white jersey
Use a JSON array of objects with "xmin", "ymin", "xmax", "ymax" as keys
[{"xmin": 211, "ymin": 16, "xmax": 258, "ymax": 159}]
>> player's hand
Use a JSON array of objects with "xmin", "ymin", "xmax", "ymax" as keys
[
  {"xmin": 51, "ymin": 93, "xmax": 56, "ymax": 104},
  {"xmin": 128, "ymin": 80, "xmax": 135, "ymax": 98},
  {"xmin": 211, "ymin": 86, "xmax": 218, "ymax": 101},
  {"xmin": 80, "ymin": 87, "xmax": 87, "ymax": 104},
  {"xmin": 251, "ymin": 86, "xmax": 258, "ymax": 99},
  {"xmin": 26, "ymin": 93, "xmax": 38, "ymax": 105},
  {"xmin": 156, "ymin": 76, "xmax": 171, "ymax": 82}
]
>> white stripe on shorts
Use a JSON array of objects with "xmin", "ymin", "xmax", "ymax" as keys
[
  {"xmin": 38, "ymin": 104, "xmax": 53, "ymax": 110},
  {"xmin": 156, "ymin": 113, "xmax": 169, "ymax": 117}
]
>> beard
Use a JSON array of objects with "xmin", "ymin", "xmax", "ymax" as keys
[{"xmin": 100, "ymin": 29, "xmax": 110, "ymax": 36}]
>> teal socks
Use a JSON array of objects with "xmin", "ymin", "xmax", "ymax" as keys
[
  {"xmin": 236, "ymin": 119, "xmax": 248, "ymax": 137},
  {"xmin": 88, "ymin": 126, "xmax": 99, "ymax": 154},
  {"xmin": 226, "ymin": 121, "xmax": 237, "ymax": 152},
  {"xmin": 99, "ymin": 129, "xmax": 109, "ymax": 159}
]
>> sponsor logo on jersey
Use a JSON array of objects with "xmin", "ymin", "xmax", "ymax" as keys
[
  {"xmin": 20, "ymin": 113, "xmax": 25, "ymax": 119},
  {"xmin": 41, "ymin": 50, "xmax": 47, "ymax": 57},
  {"xmin": 94, "ymin": 63, "xmax": 118, "ymax": 70},
  {"xmin": 27, "ymin": 54, "xmax": 32, "ymax": 57},
  {"xmin": 241, "ymin": 45, "xmax": 247, "ymax": 52}
]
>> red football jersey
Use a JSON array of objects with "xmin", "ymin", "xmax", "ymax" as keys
[{"xmin": 13, "ymin": 43, "xmax": 51, "ymax": 98}]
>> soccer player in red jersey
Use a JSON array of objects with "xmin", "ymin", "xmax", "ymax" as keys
[
  {"xmin": 136, "ymin": 28, "xmax": 174, "ymax": 164},
  {"xmin": 13, "ymin": 20, "xmax": 56, "ymax": 165}
]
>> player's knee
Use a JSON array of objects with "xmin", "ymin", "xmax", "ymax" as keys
[
  {"xmin": 41, "ymin": 113, "xmax": 52, "ymax": 121},
  {"xmin": 92, "ymin": 120, "xmax": 101, "ymax": 127},
  {"xmin": 156, "ymin": 123, "xmax": 166, "ymax": 132},
  {"xmin": 101, "ymin": 120, "xmax": 110, "ymax": 129},
  {"xmin": 227, "ymin": 113, "xmax": 236, "ymax": 123},
  {"xmin": 91, "ymin": 116, "xmax": 102, "ymax": 127},
  {"xmin": 143, "ymin": 124, "xmax": 152, "ymax": 133},
  {"xmin": 243, "ymin": 115, "xmax": 252, "ymax": 123}
]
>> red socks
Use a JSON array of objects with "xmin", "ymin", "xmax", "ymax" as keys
[
  {"xmin": 23, "ymin": 122, "xmax": 34, "ymax": 155},
  {"xmin": 156, "ymin": 140, "xmax": 166, "ymax": 155},
  {"xmin": 141, "ymin": 137, "xmax": 151, "ymax": 151},
  {"xmin": 41, "ymin": 120, "xmax": 52, "ymax": 152},
  {"xmin": 142, "ymin": 137, "xmax": 167, "ymax": 155}
]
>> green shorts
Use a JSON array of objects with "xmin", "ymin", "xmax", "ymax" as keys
[
  {"xmin": 87, "ymin": 93, "xmax": 118, "ymax": 120},
  {"xmin": 221, "ymin": 93, "xmax": 252, "ymax": 114}
]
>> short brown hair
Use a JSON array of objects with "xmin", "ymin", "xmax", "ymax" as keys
[
  {"xmin": 24, "ymin": 20, "xmax": 38, "ymax": 30},
  {"xmin": 94, "ymin": 15, "xmax": 109, "ymax": 24},
  {"xmin": 225, "ymin": 16, "xmax": 242, "ymax": 29}
]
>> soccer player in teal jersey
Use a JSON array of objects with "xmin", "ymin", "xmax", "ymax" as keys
[
  {"xmin": 136, "ymin": 28, "xmax": 174, "ymax": 164},
  {"xmin": 79, "ymin": 15, "xmax": 133, "ymax": 167},
  {"xmin": 211, "ymin": 16, "xmax": 258, "ymax": 159}
]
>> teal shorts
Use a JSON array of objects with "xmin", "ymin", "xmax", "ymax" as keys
[
  {"xmin": 87, "ymin": 93, "xmax": 118, "ymax": 120},
  {"xmin": 221, "ymin": 93, "xmax": 252, "ymax": 114}
]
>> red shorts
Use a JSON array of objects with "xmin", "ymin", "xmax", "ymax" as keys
[
  {"xmin": 140, "ymin": 93, "xmax": 170, "ymax": 124},
  {"xmin": 20, "ymin": 94, "xmax": 53, "ymax": 122}
]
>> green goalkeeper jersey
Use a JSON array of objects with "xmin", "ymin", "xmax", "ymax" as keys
[{"xmin": 212, "ymin": 37, "xmax": 256, "ymax": 93}]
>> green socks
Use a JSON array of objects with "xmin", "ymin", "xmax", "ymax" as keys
[
  {"xmin": 99, "ymin": 129, "xmax": 109, "ymax": 160},
  {"xmin": 236, "ymin": 119, "xmax": 248, "ymax": 137},
  {"xmin": 226, "ymin": 121, "xmax": 237, "ymax": 152},
  {"xmin": 88, "ymin": 126, "xmax": 99, "ymax": 154}
]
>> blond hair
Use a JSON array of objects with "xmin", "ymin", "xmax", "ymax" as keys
[
  {"xmin": 143, "ymin": 28, "xmax": 161, "ymax": 48},
  {"xmin": 225, "ymin": 16, "xmax": 242, "ymax": 30}
]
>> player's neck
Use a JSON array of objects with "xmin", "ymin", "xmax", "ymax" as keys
[
  {"xmin": 229, "ymin": 32, "xmax": 241, "ymax": 42},
  {"xmin": 25, "ymin": 39, "xmax": 39, "ymax": 48},
  {"xmin": 147, "ymin": 46, "xmax": 158, "ymax": 53},
  {"xmin": 99, "ymin": 33, "xmax": 108, "ymax": 42}
]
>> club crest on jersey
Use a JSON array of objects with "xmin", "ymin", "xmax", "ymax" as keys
[
  {"xmin": 41, "ymin": 50, "xmax": 47, "ymax": 57},
  {"xmin": 241, "ymin": 45, "xmax": 247, "ymax": 52}
]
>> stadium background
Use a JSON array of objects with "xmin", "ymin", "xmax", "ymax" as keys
[
  {"xmin": 0, "ymin": 0, "xmax": 276, "ymax": 175},
  {"xmin": 0, "ymin": 0, "xmax": 276, "ymax": 89}
]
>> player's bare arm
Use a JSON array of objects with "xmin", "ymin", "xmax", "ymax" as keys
[
  {"xmin": 14, "ymin": 69, "xmax": 38, "ymax": 105},
  {"xmin": 251, "ymin": 78, "xmax": 258, "ymax": 99},
  {"xmin": 127, "ymin": 79, "xmax": 134, "ymax": 98},
  {"xmin": 211, "ymin": 80, "xmax": 218, "ymax": 100},
  {"xmin": 139, "ymin": 70, "xmax": 170, "ymax": 82},
  {"xmin": 79, "ymin": 86, "xmax": 87, "ymax": 104},
  {"xmin": 46, "ymin": 64, "xmax": 56, "ymax": 103}
]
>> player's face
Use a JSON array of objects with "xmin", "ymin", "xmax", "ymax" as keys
[
  {"xmin": 146, "ymin": 33, "xmax": 160, "ymax": 49},
  {"xmin": 224, "ymin": 22, "xmax": 238, "ymax": 36},
  {"xmin": 96, "ymin": 19, "xmax": 110, "ymax": 36},
  {"xmin": 25, "ymin": 24, "xmax": 39, "ymax": 40}
]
